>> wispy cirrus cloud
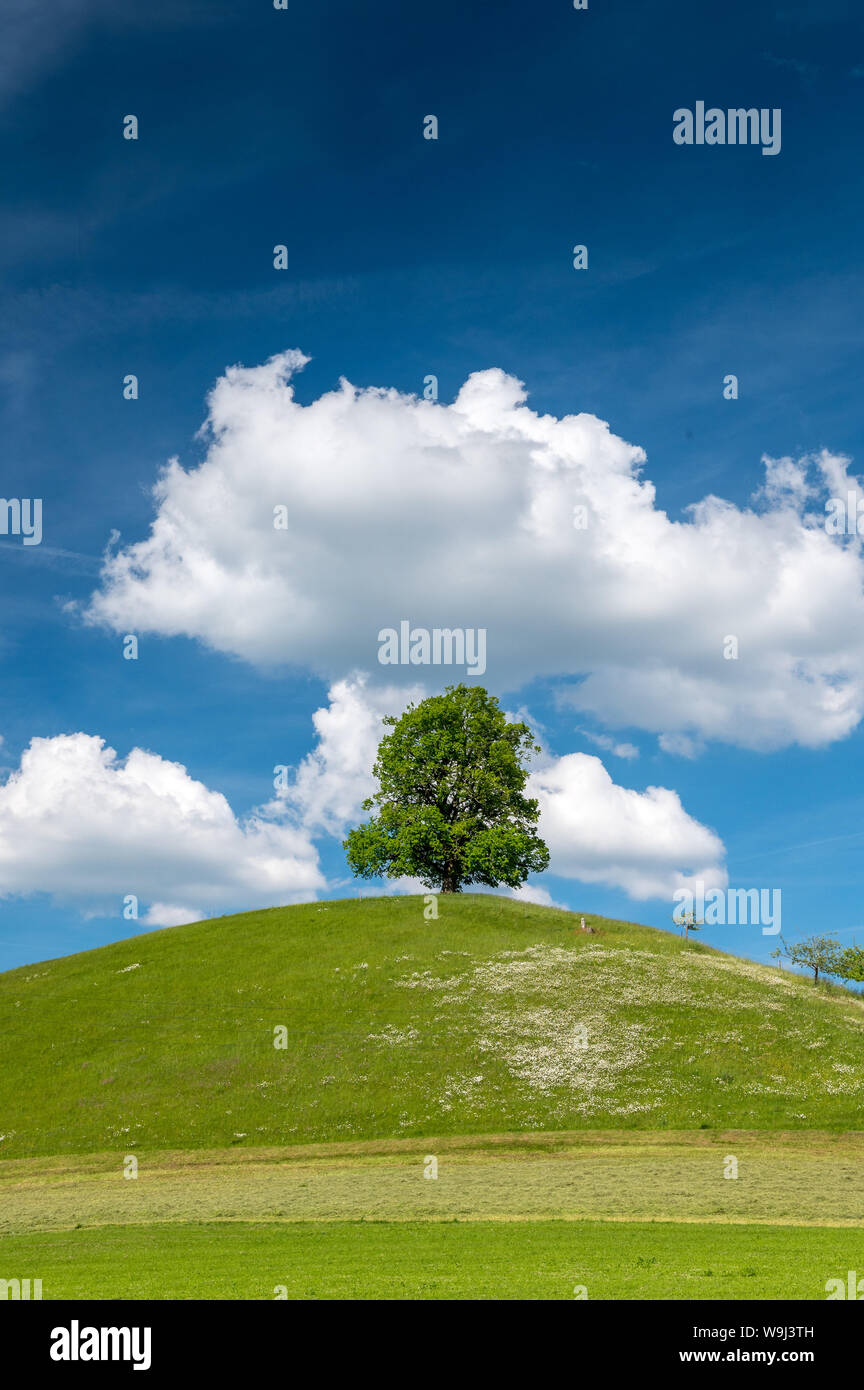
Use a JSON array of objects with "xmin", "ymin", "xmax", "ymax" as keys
[{"xmin": 0, "ymin": 0, "xmax": 234, "ymax": 115}]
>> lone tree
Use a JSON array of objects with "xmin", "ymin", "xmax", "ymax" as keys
[
  {"xmin": 673, "ymin": 909, "xmax": 703, "ymax": 942},
  {"xmin": 343, "ymin": 684, "xmax": 549, "ymax": 894},
  {"xmin": 773, "ymin": 934, "xmax": 843, "ymax": 984}
]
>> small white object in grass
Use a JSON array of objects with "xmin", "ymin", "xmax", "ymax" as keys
[{"xmin": 117, "ymin": 963, "xmax": 141, "ymax": 973}]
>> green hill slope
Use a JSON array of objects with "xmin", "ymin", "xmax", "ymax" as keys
[{"xmin": 1, "ymin": 894, "xmax": 863, "ymax": 1159}]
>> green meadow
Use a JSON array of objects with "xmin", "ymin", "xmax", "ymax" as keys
[
  {"xmin": 1, "ymin": 896, "xmax": 862, "ymax": 1298},
  {"xmin": 2, "ymin": 1220, "xmax": 860, "ymax": 1301}
]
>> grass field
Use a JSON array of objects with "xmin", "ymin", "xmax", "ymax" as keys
[
  {"xmin": 2, "ymin": 1132, "xmax": 864, "ymax": 1234},
  {"xmin": 2, "ymin": 896, "xmax": 862, "ymax": 1300},
  {"xmin": 3, "ymin": 1219, "xmax": 860, "ymax": 1300}
]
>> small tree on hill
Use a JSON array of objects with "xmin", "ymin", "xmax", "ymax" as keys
[
  {"xmin": 673, "ymin": 909, "xmax": 703, "ymax": 942},
  {"xmin": 773, "ymin": 934, "xmax": 843, "ymax": 984},
  {"xmin": 343, "ymin": 684, "xmax": 549, "ymax": 894}
]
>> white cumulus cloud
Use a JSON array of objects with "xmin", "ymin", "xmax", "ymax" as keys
[
  {"xmin": 528, "ymin": 751, "xmax": 727, "ymax": 900},
  {"xmin": 0, "ymin": 733, "xmax": 324, "ymax": 924},
  {"xmin": 81, "ymin": 352, "xmax": 864, "ymax": 752},
  {"xmin": 272, "ymin": 673, "xmax": 424, "ymax": 835}
]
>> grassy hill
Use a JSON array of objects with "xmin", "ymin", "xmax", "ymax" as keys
[{"xmin": 2, "ymin": 894, "xmax": 863, "ymax": 1162}]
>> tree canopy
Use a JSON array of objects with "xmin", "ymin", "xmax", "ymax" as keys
[
  {"xmin": 772, "ymin": 934, "xmax": 843, "ymax": 984},
  {"xmin": 837, "ymin": 945, "xmax": 864, "ymax": 983},
  {"xmin": 343, "ymin": 684, "xmax": 549, "ymax": 894}
]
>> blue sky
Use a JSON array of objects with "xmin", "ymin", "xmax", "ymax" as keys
[{"xmin": 2, "ymin": 0, "xmax": 864, "ymax": 972}]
